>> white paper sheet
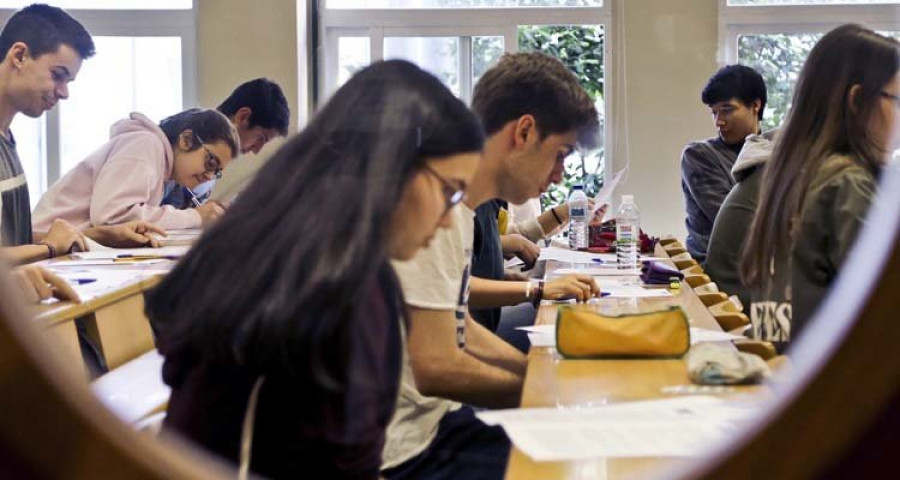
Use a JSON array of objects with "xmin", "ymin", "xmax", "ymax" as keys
[
  {"xmin": 70, "ymin": 245, "xmax": 190, "ymax": 260},
  {"xmin": 516, "ymin": 325, "xmax": 745, "ymax": 349},
  {"xmin": 47, "ymin": 268, "xmax": 161, "ymax": 302},
  {"xmin": 539, "ymin": 247, "xmax": 605, "ymax": 264},
  {"xmin": 592, "ymin": 167, "xmax": 627, "ymax": 215},
  {"xmin": 476, "ymin": 396, "xmax": 754, "ymax": 461},
  {"xmin": 554, "ymin": 267, "xmax": 643, "ymax": 276}
]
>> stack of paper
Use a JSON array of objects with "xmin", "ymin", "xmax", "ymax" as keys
[{"xmin": 476, "ymin": 396, "xmax": 756, "ymax": 460}]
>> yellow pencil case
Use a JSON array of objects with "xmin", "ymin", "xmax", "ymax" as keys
[{"xmin": 555, "ymin": 306, "xmax": 691, "ymax": 359}]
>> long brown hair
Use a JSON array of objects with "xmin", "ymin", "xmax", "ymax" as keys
[{"xmin": 741, "ymin": 24, "xmax": 900, "ymax": 287}]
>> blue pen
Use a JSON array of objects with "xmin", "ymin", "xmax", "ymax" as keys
[
  {"xmin": 71, "ymin": 278, "xmax": 96, "ymax": 285},
  {"xmin": 591, "ymin": 258, "xmax": 605, "ymax": 264},
  {"xmin": 600, "ymin": 291, "xmax": 611, "ymax": 297}
]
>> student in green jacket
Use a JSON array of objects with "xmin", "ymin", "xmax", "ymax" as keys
[{"xmin": 741, "ymin": 24, "xmax": 900, "ymax": 350}]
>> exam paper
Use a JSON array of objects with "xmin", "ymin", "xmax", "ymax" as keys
[
  {"xmin": 592, "ymin": 167, "xmax": 627, "ymax": 215},
  {"xmin": 49, "ymin": 269, "xmax": 160, "ymax": 302},
  {"xmin": 554, "ymin": 267, "xmax": 643, "ymax": 276},
  {"xmin": 476, "ymin": 396, "xmax": 754, "ymax": 461},
  {"xmin": 71, "ymin": 245, "xmax": 190, "ymax": 260},
  {"xmin": 517, "ymin": 325, "xmax": 745, "ymax": 349}
]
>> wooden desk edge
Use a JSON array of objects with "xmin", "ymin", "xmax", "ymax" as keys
[{"xmin": 32, "ymin": 275, "xmax": 164, "ymax": 327}]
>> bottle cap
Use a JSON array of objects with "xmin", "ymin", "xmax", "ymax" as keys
[{"xmin": 573, "ymin": 185, "xmax": 583, "ymax": 190}]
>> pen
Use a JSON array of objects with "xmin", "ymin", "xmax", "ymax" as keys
[
  {"xmin": 71, "ymin": 278, "xmax": 96, "ymax": 285},
  {"xmin": 591, "ymin": 258, "xmax": 605, "ymax": 264},
  {"xmin": 187, "ymin": 187, "xmax": 202, "ymax": 208}
]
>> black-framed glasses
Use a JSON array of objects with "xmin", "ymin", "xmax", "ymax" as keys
[
  {"xmin": 421, "ymin": 163, "xmax": 465, "ymax": 212},
  {"xmin": 195, "ymin": 135, "xmax": 223, "ymax": 179}
]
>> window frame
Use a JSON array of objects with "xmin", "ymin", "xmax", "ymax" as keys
[
  {"xmin": 0, "ymin": 3, "xmax": 197, "ymax": 193},
  {"xmin": 719, "ymin": 0, "xmax": 900, "ymax": 63},
  {"xmin": 318, "ymin": 1, "xmax": 615, "ymax": 194}
]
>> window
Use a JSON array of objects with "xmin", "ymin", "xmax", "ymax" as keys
[
  {"xmin": 318, "ymin": 0, "xmax": 611, "ymax": 206},
  {"xmin": 720, "ymin": 0, "xmax": 900, "ymax": 130},
  {"xmin": 0, "ymin": 2, "xmax": 195, "ymax": 206}
]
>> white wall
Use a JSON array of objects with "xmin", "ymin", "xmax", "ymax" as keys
[
  {"xmin": 614, "ymin": 0, "xmax": 720, "ymax": 239},
  {"xmin": 197, "ymin": 0, "xmax": 723, "ymax": 239}
]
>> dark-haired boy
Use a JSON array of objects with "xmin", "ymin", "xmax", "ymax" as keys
[
  {"xmin": 681, "ymin": 64, "xmax": 767, "ymax": 262},
  {"xmin": 0, "ymin": 3, "xmax": 161, "ymax": 264},
  {"xmin": 162, "ymin": 77, "xmax": 290, "ymax": 208},
  {"xmin": 383, "ymin": 52, "xmax": 600, "ymax": 480}
]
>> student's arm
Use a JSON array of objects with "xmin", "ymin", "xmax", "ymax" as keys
[
  {"xmin": 468, "ymin": 274, "xmax": 601, "ymax": 309},
  {"xmin": 463, "ymin": 315, "xmax": 527, "ymax": 376},
  {"xmin": 7, "ymin": 219, "xmax": 87, "ymax": 265},
  {"xmin": 681, "ymin": 146, "xmax": 734, "ymax": 224},
  {"xmin": 83, "ymin": 221, "xmax": 167, "ymax": 248},
  {"xmin": 89, "ymin": 158, "xmax": 202, "ymax": 230},
  {"xmin": 407, "ymin": 306, "xmax": 523, "ymax": 409}
]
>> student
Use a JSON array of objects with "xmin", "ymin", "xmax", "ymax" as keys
[
  {"xmin": 0, "ymin": 4, "xmax": 162, "ymax": 264},
  {"xmin": 218, "ymin": 77, "xmax": 290, "ymax": 155},
  {"xmin": 145, "ymin": 60, "xmax": 483, "ymax": 479},
  {"xmin": 382, "ymin": 52, "xmax": 600, "ymax": 480},
  {"xmin": 681, "ymin": 64, "xmax": 767, "ymax": 262},
  {"xmin": 705, "ymin": 130, "xmax": 777, "ymax": 311},
  {"xmin": 161, "ymin": 78, "xmax": 291, "ymax": 208},
  {"xmin": 741, "ymin": 24, "xmax": 899, "ymax": 349},
  {"xmin": 32, "ymin": 108, "xmax": 239, "ymax": 231}
]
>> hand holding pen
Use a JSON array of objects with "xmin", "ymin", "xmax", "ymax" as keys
[{"xmin": 187, "ymin": 186, "xmax": 226, "ymax": 226}]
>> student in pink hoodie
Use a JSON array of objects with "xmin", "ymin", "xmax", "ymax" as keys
[{"xmin": 33, "ymin": 108, "xmax": 239, "ymax": 231}]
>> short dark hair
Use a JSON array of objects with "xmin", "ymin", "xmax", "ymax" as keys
[
  {"xmin": 472, "ymin": 52, "xmax": 600, "ymax": 150},
  {"xmin": 159, "ymin": 108, "xmax": 240, "ymax": 158},
  {"xmin": 217, "ymin": 78, "xmax": 290, "ymax": 136},
  {"xmin": 701, "ymin": 64, "xmax": 767, "ymax": 121},
  {"xmin": 0, "ymin": 4, "xmax": 95, "ymax": 61}
]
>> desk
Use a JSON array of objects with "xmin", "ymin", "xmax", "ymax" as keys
[
  {"xmin": 504, "ymin": 246, "xmax": 759, "ymax": 480},
  {"xmin": 30, "ymin": 264, "xmax": 170, "ymax": 376}
]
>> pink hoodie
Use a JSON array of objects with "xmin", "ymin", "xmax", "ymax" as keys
[{"xmin": 32, "ymin": 112, "xmax": 202, "ymax": 231}]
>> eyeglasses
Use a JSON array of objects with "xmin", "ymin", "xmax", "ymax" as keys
[
  {"xmin": 421, "ymin": 164, "xmax": 465, "ymax": 212},
  {"xmin": 194, "ymin": 135, "xmax": 223, "ymax": 179}
]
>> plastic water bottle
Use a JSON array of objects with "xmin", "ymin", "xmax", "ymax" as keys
[
  {"xmin": 616, "ymin": 195, "xmax": 640, "ymax": 270},
  {"xmin": 568, "ymin": 185, "xmax": 589, "ymax": 250}
]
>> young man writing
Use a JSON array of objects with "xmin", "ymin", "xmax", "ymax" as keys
[{"xmin": 383, "ymin": 52, "xmax": 601, "ymax": 480}]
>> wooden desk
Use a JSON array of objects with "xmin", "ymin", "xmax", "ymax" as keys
[
  {"xmin": 504, "ymin": 247, "xmax": 759, "ymax": 480},
  {"xmin": 30, "ymin": 269, "xmax": 167, "ymax": 376}
]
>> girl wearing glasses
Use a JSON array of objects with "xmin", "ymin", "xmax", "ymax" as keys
[
  {"xmin": 145, "ymin": 60, "xmax": 483, "ymax": 479},
  {"xmin": 742, "ymin": 24, "xmax": 900, "ymax": 349},
  {"xmin": 32, "ymin": 108, "xmax": 238, "ymax": 232}
]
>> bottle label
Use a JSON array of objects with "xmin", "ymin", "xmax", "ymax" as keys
[{"xmin": 571, "ymin": 207, "xmax": 586, "ymax": 217}]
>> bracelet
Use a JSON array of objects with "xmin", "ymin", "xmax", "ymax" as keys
[
  {"xmin": 532, "ymin": 281, "xmax": 544, "ymax": 308},
  {"xmin": 40, "ymin": 242, "xmax": 57, "ymax": 259},
  {"xmin": 550, "ymin": 208, "xmax": 563, "ymax": 225}
]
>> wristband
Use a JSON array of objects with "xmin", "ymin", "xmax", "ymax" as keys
[
  {"xmin": 532, "ymin": 280, "xmax": 544, "ymax": 307},
  {"xmin": 40, "ymin": 242, "xmax": 57, "ymax": 259}
]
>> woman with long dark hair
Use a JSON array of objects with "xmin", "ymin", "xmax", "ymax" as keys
[
  {"xmin": 741, "ymin": 24, "xmax": 900, "ymax": 348},
  {"xmin": 145, "ymin": 60, "xmax": 484, "ymax": 479}
]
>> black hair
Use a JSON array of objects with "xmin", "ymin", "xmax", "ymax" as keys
[
  {"xmin": 158, "ymin": 108, "xmax": 240, "ymax": 158},
  {"xmin": 0, "ymin": 4, "xmax": 95, "ymax": 60},
  {"xmin": 472, "ymin": 52, "xmax": 600, "ymax": 150},
  {"xmin": 701, "ymin": 64, "xmax": 768, "ymax": 121},
  {"xmin": 217, "ymin": 78, "xmax": 291, "ymax": 136},
  {"xmin": 146, "ymin": 60, "xmax": 484, "ymax": 389}
]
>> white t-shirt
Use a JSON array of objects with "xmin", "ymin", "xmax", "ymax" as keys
[{"xmin": 381, "ymin": 203, "xmax": 475, "ymax": 469}]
